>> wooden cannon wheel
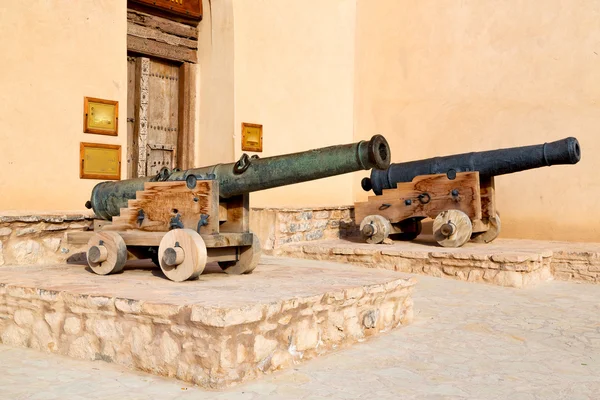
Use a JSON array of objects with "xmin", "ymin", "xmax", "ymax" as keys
[
  {"xmin": 471, "ymin": 214, "xmax": 502, "ymax": 244},
  {"xmin": 158, "ymin": 229, "xmax": 207, "ymax": 282},
  {"xmin": 433, "ymin": 210, "xmax": 473, "ymax": 248},
  {"xmin": 218, "ymin": 233, "xmax": 262, "ymax": 275},
  {"xmin": 86, "ymin": 231, "xmax": 127, "ymax": 275},
  {"xmin": 360, "ymin": 215, "xmax": 392, "ymax": 244}
]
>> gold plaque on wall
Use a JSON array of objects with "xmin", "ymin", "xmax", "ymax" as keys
[
  {"xmin": 80, "ymin": 142, "xmax": 121, "ymax": 180},
  {"xmin": 84, "ymin": 97, "xmax": 118, "ymax": 136},
  {"xmin": 241, "ymin": 123, "xmax": 263, "ymax": 152}
]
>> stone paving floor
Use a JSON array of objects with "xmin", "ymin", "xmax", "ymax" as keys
[{"xmin": 1, "ymin": 268, "xmax": 599, "ymax": 399}]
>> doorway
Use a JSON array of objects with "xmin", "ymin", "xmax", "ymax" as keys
[{"xmin": 126, "ymin": 56, "xmax": 196, "ymax": 178}]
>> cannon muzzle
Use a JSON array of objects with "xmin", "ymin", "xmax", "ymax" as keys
[
  {"xmin": 89, "ymin": 135, "xmax": 391, "ymax": 220},
  {"xmin": 362, "ymin": 137, "xmax": 581, "ymax": 195}
]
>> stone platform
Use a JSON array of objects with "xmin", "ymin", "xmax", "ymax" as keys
[
  {"xmin": 0, "ymin": 256, "xmax": 414, "ymax": 389},
  {"xmin": 275, "ymin": 237, "xmax": 600, "ymax": 288}
]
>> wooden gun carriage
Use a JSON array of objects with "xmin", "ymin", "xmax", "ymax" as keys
[
  {"xmin": 68, "ymin": 135, "xmax": 391, "ymax": 281},
  {"xmin": 355, "ymin": 137, "xmax": 581, "ymax": 248}
]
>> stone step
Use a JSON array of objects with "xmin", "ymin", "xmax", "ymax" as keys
[
  {"xmin": 275, "ymin": 237, "xmax": 600, "ymax": 288},
  {"xmin": 0, "ymin": 256, "xmax": 415, "ymax": 389}
]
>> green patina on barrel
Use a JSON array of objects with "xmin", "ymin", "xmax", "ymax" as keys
[{"xmin": 88, "ymin": 135, "xmax": 391, "ymax": 220}]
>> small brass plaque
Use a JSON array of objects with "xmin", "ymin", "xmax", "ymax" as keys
[
  {"xmin": 80, "ymin": 142, "xmax": 121, "ymax": 180},
  {"xmin": 241, "ymin": 123, "xmax": 263, "ymax": 152},
  {"xmin": 84, "ymin": 97, "xmax": 118, "ymax": 136}
]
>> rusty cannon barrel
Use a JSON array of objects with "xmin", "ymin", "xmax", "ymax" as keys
[
  {"xmin": 361, "ymin": 137, "xmax": 581, "ymax": 195},
  {"xmin": 87, "ymin": 135, "xmax": 391, "ymax": 220}
]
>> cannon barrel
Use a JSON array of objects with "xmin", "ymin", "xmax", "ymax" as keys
[
  {"xmin": 362, "ymin": 137, "xmax": 581, "ymax": 195},
  {"xmin": 88, "ymin": 135, "xmax": 391, "ymax": 220}
]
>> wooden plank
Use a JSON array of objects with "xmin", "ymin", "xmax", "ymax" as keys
[
  {"xmin": 93, "ymin": 219, "xmax": 111, "ymax": 231},
  {"xmin": 67, "ymin": 231, "xmax": 253, "ymax": 248},
  {"xmin": 127, "ymin": 35, "xmax": 197, "ymax": 63},
  {"xmin": 128, "ymin": 0, "xmax": 202, "ymax": 23},
  {"xmin": 218, "ymin": 202, "xmax": 228, "ymax": 222},
  {"xmin": 479, "ymin": 176, "xmax": 496, "ymax": 219},
  {"xmin": 198, "ymin": 180, "xmax": 219, "ymax": 235},
  {"xmin": 203, "ymin": 232, "xmax": 253, "ymax": 247},
  {"xmin": 126, "ymin": 57, "xmax": 138, "ymax": 178},
  {"xmin": 148, "ymin": 143, "xmax": 176, "ymax": 150},
  {"xmin": 472, "ymin": 219, "xmax": 491, "ymax": 233},
  {"xmin": 220, "ymin": 194, "xmax": 250, "ymax": 233},
  {"xmin": 128, "ymin": 24, "xmax": 198, "ymax": 50},
  {"xmin": 108, "ymin": 181, "xmax": 215, "ymax": 232},
  {"xmin": 127, "ymin": 10, "xmax": 199, "ymax": 39},
  {"xmin": 66, "ymin": 231, "xmax": 88, "ymax": 245},
  {"xmin": 110, "ymin": 244, "xmax": 236, "ymax": 263},
  {"xmin": 177, "ymin": 62, "xmax": 197, "ymax": 170},
  {"xmin": 146, "ymin": 58, "xmax": 179, "ymax": 175},
  {"xmin": 206, "ymin": 247, "xmax": 237, "ymax": 263},
  {"xmin": 354, "ymin": 172, "xmax": 482, "ymax": 224},
  {"xmin": 67, "ymin": 231, "xmax": 151, "ymax": 245}
]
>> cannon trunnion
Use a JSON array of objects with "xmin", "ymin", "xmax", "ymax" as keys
[
  {"xmin": 355, "ymin": 137, "xmax": 581, "ymax": 248},
  {"xmin": 69, "ymin": 135, "xmax": 391, "ymax": 281}
]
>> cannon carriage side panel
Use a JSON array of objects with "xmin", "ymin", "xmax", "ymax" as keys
[{"xmin": 355, "ymin": 172, "xmax": 483, "ymax": 225}]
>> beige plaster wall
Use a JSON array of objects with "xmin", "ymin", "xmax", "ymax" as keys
[
  {"xmin": 3, "ymin": 0, "xmax": 597, "ymax": 244},
  {"xmin": 353, "ymin": 0, "xmax": 600, "ymax": 242},
  {"xmin": 0, "ymin": 1, "xmax": 127, "ymax": 211},
  {"xmin": 196, "ymin": 0, "xmax": 235, "ymax": 167},
  {"xmin": 232, "ymin": 0, "xmax": 357, "ymax": 208}
]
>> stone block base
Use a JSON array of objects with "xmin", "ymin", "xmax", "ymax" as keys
[
  {"xmin": 249, "ymin": 206, "xmax": 357, "ymax": 251},
  {"xmin": 551, "ymin": 243, "xmax": 600, "ymax": 283},
  {"xmin": 276, "ymin": 238, "xmax": 563, "ymax": 288},
  {"xmin": 0, "ymin": 211, "xmax": 94, "ymax": 266},
  {"xmin": 0, "ymin": 257, "xmax": 414, "ymax": 389}
]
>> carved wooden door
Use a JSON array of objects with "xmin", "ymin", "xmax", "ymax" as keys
[
  {"xmin": 127, "ymin": 56, "xmax": 181, "ymax": 178},
  {"xmin": 126, "ymin": 56, "xmax": 137, "ymax": 178},
  {"xmin": 146, "ymin": 58, "xmax": 180, "ymax": 176}
]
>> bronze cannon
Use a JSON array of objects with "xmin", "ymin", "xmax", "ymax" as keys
[
  {"xmin": 355, "ymin": 137, "xmax": 581, "ymax": 247},
  {"xmin": 72, "ymin": 135, "xmax": 391, "ymax": 281}
]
